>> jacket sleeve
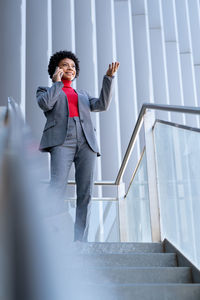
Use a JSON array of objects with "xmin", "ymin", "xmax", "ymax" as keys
[
  {"xmin": 89, "ymin": 75, "xmax": 114, "ymax": 112},
  {"xmin": 36, "ymin": 81, "xmax": 64, "ymax": 112}
]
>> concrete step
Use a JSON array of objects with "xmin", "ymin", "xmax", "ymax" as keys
[
  {"xmin": 72, "ymin": 266, "xmax": 192, "ymax": 284},
  {"xmin": 69, "ymin": 242, "xmax": 163, "ymax": 254},
  {"xmin": 79, "ymin": 283, "xmax": 200, "ymax": 300},
  {"xmin": 69, "ymin": 253, "xmax": 177, "ymax": 267}
]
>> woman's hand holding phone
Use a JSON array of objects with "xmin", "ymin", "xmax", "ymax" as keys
[{"xmin": 52, "ymin": 67, "xmax": 64, "ymax": 82}]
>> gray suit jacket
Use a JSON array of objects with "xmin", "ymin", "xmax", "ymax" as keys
[{"xmin": 36, "ymin": 75, "xmax": 114, "ymax": 156}]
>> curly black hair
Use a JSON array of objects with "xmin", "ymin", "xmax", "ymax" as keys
[{"xmin": 48, "ymin": 50, "xmax": 80, "ymax": 79}]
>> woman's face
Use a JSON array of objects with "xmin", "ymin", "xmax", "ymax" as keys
[{"xmin": 58, "ymin": 57, "xmax": 76, "ymax": 81}]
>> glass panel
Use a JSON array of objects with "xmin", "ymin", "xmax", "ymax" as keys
[
  {"xmin": 66, "ymin": 200, "xmax": 120, "ymax": 242},
  {"xmin": 125, "ymin": 150, "xmax": 152, "ymax": 242},
  {"xmin": 154, "ymin": 122, "xmax": 200, "ymax": 268}
]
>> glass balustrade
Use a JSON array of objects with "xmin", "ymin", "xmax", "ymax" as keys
[
  {"xmin": 154, "ymin": 122, "xmax": 200, "ymax": 268},
  {"xmin": 66, "ymin": 199, "xmax": 119, "ymax": 242},
  {"xmin": 125, "ymin": 150, "xmax": 152, "ymax": 242}
]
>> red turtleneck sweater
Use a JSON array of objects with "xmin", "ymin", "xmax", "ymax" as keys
[{"xmin": 62, "ymin": 79, "xmax": 79, "ymax": 117}]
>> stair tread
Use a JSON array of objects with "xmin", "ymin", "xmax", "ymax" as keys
[
  {"xmin": 64, "ymin": 253, "xmax": 177, "ymax": 267},
  {"xmin": 86, "ymin": 283, "xmax": 200, "ymax": 286},
  {"xmin": 68, "ymin": 266, "xmax": 191, "ymax": 271},
  {"xmin": 73, "ymin": 283, "xmax": 200, "ymax": 300},
  {"xmin": 69, "ymin": 242, "xmax": 163, "ymax": 253},
  {"xmin": 67, "ymin": 266, "xmax": 192, "ymax": 284}
]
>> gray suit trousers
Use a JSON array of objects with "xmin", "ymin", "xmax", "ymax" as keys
[{"xmin": 49, "ymin": 117, "xmax": 96, "ymax": 242}]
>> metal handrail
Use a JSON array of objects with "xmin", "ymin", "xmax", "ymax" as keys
[
  {"xmin": 66, "ymin": 197, "xmax": 118, "ymax": 201},
  {"xmin": 115, "ymin": 103, "xmax": 200, "ymax": 185},
  {"xmin": 68, "ymin": 180, "xmax": 116, "ymax": 185},
  {"xmin": 41, "ymin": 179, "xmax": 116, "ymax": 186},
  {"xmin": 124, "ymin": 147, "xmax": 146, "ymax": 198},
  {"xmin": 155, "ymin": 119, "xmax": 200, "ymax": 133}
]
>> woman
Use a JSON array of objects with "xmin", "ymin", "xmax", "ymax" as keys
[{"xmin": 36, "ymin": 50, "xmax": 119, "ymax": 242}]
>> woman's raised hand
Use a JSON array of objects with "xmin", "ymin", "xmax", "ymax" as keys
[
  {"xmin": 52, "ymin": 67, "xmax": 64, "ymax": 82},
  {"xmin": 106, "ymin": 62, "xmax": 120, "ymax": 77}
]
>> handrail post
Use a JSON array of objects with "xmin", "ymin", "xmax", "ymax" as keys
[
  {"xmin": 117, "ymin": 182, "xmax": 128, "ymax": 242},
  {"xmin": 144, "ymin": 109, "xmax": 161, "ymax": 242}
]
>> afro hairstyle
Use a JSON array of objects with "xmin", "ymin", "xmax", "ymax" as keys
[{"xmin": 48, "ymin": 50, "xmax": 80, "ymax": 79}]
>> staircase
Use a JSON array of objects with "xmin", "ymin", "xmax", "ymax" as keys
[
  {"xmin": 66, "ymin": 242, "xmax": 200, "ymax": 300},
  {"xmin": 2, "ymin": 99, "xmax": 200, "ymax": 299}
]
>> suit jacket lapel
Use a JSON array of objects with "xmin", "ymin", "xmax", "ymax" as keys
[
  {"xmin": 60, "ymin": 89, "xmax": 69, "ymax": 113},
  {"xmin": 76, "ymin": 91, "xmax": 85, "ymax": 117}
]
